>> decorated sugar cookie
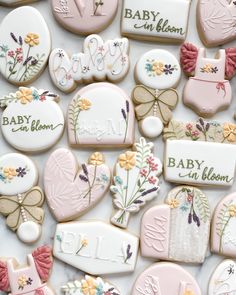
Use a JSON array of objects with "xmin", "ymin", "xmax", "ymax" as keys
[
  {"xmin": 131, "ymin": 262, "xmax": 201, "ymax": 295},
  {"xmin": 0, "ymin": 246, "xmax": 54, "ymax": 295},
  {"xmin": 53, "ymin": 221, "xmax": 139, "ymax": 275},
  {"xmin": 0, "ymin": 0, "xmax": 38, "ymax": 5},
  {"xmin": 49, "ymin": 35, "xmax": 129, "ymax": 93},
  {"xmin": 0, "ymin": 6, "xmax": 51, "ymax": 86},
  {"xmin": 52, "ymin": 0, "xmax": 118, "ymax": 35},
  {"xmin": 110, "ymin": 137, "xmax": 162, "ymax": 229},
  {"xmin": 141, "ymin": 186, "xmax": 210, "ymax": 263},
  {"xmin": 163, "ymin": 118, "xmax": 236, "ymax": 186},
  {"xmin": 0, "ymin": 87, "xmax": 64, "ymax": 153},
  {"xmin": 121, "ymin": 0, "xmax": 192, "ymax": 42},
  {"xmin": 211, "ymin": 192, "xmax": 236, "ymax": 258},
  {"xmin": 44, "ymin": 148, "xmax": 111, "ymax": 222},
  {"xmin": 67, "ymin": 83, "xmax": 134, "ymax": 147},
  {"xmin": 62, "ymin": 275, "xmax": 121, "ymax": 295},
  {"xmin": 180, "ymin": 43, "xmax": 236, "ymax": 117},
  {"xmin": 133, "ymin": 49, "xmax": 180, "ymax": 138},
  {"xmin": 0, "ymin": 153, "xmax": 44, "ymax": 244}
]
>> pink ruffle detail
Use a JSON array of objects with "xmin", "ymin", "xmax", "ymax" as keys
[
  {"xmin": 180, "ymin": 43, "xmax": 198, "ymax": 75},
  {"xmin": 225, "ymin": 47, "xmax": 236, "ymax": 80},
  {"xmin": 0, "ymin": 261, "xmax": 9, "ymax": 292},
  {"xmin": 32, "ymin": 246, "xmax": 53, "ymax": 282}
]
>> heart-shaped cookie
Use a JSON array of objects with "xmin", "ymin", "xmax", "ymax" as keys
[{"xmin": 44, "ymin": 148, "xmax": 111, "ymax": 222}]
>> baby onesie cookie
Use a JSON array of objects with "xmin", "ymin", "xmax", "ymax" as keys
[
  {"xmin": 67, "ymin": 83, "xmax": 134, "ymax": 147},
  {"xmin": 44, "ymin": 148, "xmax": 111, "ymax": 222},
  {"xmin": 180, "ymin": 43, "xmax": 236, "ymax": 117},
  {"xmin": 121, "ymin": 0, "xmax": 192, "ymax": 42},
  {"xmin": 110, "ymin": 137, "xmax": 162, "ymax": 229},
  {"xmin": 53, "ymin": 221, "xmax": 139, "ymax": 275},
  {"xmin": 211, "ymin": 192, "xmax": 236, "ymax": 258},
  {"xmin": 0, "ymin": 153, "xmax": 44, "ymax": 244},
  {"xmin": 62, "ymin": 275, "xmax": 121, "ymax": 295},
  {"xmin": 0, "ymin": 6, "xmax": 51, "ymax": 86},
  {"xmin": 0, "ymin": 87, "xmax": 64, "ymax": 153},
  {"xmin": 0, "ymin": 246, "xmax": 54, "ymax": 295},
  {"xmin": 132, "ymin": 262, "xmax": 201, "ymax": 295},
  {"xmin": 141, "ymin": 186, "xmax": 210, "ymax": 263},
  {"xmin": 52, "ymin": 0, "xmax": 118, "ymax": 35},
  {"xmin": 208, "ymin": 259, "xmax": 236, "ymax": 295},
  {"xmin": 133, "ymin": 49, "xmax": 180, "ymax": 138},
  {"xmin": 49, "ymin": 35, "xmax": 129, "ymax": 93},
  {"xmin": 163, "ymin": 118, "xmax": 236, "ymax": 187}
]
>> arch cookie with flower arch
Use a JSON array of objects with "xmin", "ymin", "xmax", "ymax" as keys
[
  {"xmin": 140, "ymin": 186, "xmax": 210, "ymax": 263},
  {"xmin": 110, "ymin": 137, "xmax": 162, "ymax": 229},
  {"xmin": 163, "ymin": 118, "xmax": 236, "ymax": 187},
  {"xmin": 0, "ymin": 6, "xmax": 51, "ymax": 86},
  {"xmin": 44, "ymin": 148, "xmax": 111, "ymax": 222}
]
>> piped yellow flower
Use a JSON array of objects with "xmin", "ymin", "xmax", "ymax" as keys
[
  {"xmin": 78, "ymin": 98, "xmax": 92, "ymax": 111},
  {"xmin": 152, "ymin": 61, "xmax": 164, "ymax": 75},
  {"xmin": 81, "ymin": 276, "xmax": 96, "ymax": 295},
  {"xmin": 223, "ymin": 123, "xmax": 236, "ymax": 142},
  {"xmin": 3, "ymin": 167, "xmax": 17, "ymax": 180},
  {"xmin": 81, "ymin": 239, "xmax": 88, "ymax": 247},
  {"xmin": 202, "ymin": 64, "xmax": 212, "ymax": 73},
  {"xmin": 183, "ymin": 290, "xmax": 194, "ymax": 295},
  {"xmin": 18, "ymin": 275, "xmax": 27, "ymax": 288},
  {"xmin": 118, "ymin": 151, "xmax": 136, "ymax": 171},
  {"xmin": 89, "ymin": 152, "xmax": 104, "ymax": 166},
  {"xmin": 24, "ymin": 33, "xmax": 40, "ymax": 47},
  {"xmin": 229, "ymin": 205, "xmax": 236, "ymax": 217},
  {"xmin": 167, "ymin": 198, "xmax": 180, "ymax": 209},
  {"xmin": 16, "ymin": 87, "xmax": 33, "ymax": 104}
]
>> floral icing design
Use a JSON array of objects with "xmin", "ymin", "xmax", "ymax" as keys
[
  {"xmin": 145, "ymin": 59, "xmax": 178, "ymax": 77},
  {"xmin": 200, "ymin": 63, "xmax": 218, "ymax": 74},
  {"xmin": 17, "ymin": 275, "xmax": 33, "ymax": 290},
  {"xmin": 76, "ymin": 239, "xmax": 89, "ymax": 255},
  {"xmin": 0, "ymin": 165, "xmax": 29, "ymax": 183}
]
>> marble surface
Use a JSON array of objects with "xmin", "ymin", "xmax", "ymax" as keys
[{"xmin": 0, "ymin": 0, "xmax": 236, "ymax": 294}]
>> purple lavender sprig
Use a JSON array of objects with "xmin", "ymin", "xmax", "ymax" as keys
[
  {"xmin": 10, "ymin": 32, "xmax": 18, "ymax": 43},
  {"xmin": 82, "ymin": 164, "xmax": 88, "ymax": 176},
  {"xmin": 79, "ymin": 175, "xmax": 88, "ymax": 182},
  {"xmin": 124, "ymin": 244, "xmax": 133, "ymax": 263},
  {"xmin": 141, "ymin": 187, "xmax": 158, "ymax": 196}
]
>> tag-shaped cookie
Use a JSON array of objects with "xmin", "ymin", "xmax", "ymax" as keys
[
  {"xmin": 0, "ymin": 153, "xmax": 44, "ymax": 244},
  {"xmin": 132, "ymin": 262, "xmax": 201, "ymax": 295},
  {"xmin": 0, "ymin": 87, "xmax": 64, "ymax": 153},
  {"xmin": 141, "ymin": 186, "xmax": 210, "ymax": 263},
  {"xmin": 110, "ymin": 137, "xmax": 162, "ymax": 229},
  {"xmin": 0, "ymin": 7, "xmax": 51, "ymax": 85},
  {"xmin": 49, "ymin": 35, "xmax": 129, "ymax": 93},
  {"xmin": 67, "ymin": 83, "xmax": 134, "ymax": 147},
  {"xmin": 53, "ymin": 221, "xmax": 139, "ymax": 275},
  {"xmin": 211, "ymin": 192, "xmax": 236, "ymax": 258},
  {"xmin": 44, "ymin": 148, "xmax": 111, "ymax": 222}
]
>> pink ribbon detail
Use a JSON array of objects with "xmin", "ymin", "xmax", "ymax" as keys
[
  {"xmin": 35, "ymin": 289, "xmax": 44, "ymax": 295},
  {"xmin": 216, "ymin": 82, "xmax": 226, "ymax": 97}
]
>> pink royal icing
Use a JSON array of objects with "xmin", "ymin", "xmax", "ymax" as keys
[{"xmin": 0, "ymin": 261, "xmax": 9, "ymax": 292}]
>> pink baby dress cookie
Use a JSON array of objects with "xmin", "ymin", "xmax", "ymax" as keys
[
  {"xmin": 180, "ymin": 43, "xmax": 236, "ymax": 117},
  {"xmin": 0, "ymin": 246, "xmax": 54, "ymax": 295},
  {"xmin": 52, "ymin": 0, "xmax": 118, "ymax": 35}
]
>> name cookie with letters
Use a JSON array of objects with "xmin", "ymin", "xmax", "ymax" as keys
[
  {"xmin": 49, "ymin": 34, "xmax": 129, "ymax": 93},
  {"xmin": 163, "ymin": 118, "xmax": 236, "ymax": 186}
]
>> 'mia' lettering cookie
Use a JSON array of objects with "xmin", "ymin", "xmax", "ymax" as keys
[
  {"xmin": 53, "ymin": 221, "xmax": 139, "ymax": 275},
  {"xmin": 141, "ymin": 186, "xmax": 210, "ymax": 263},
  {"xmin": 131, "ymin": 262, "xmax": 201, "ymax": 295},
  {"xmin": 0, "ymin": 6, "xmax": 51, "ymax": 85},
  {"xmin": 52, "ymin": 0, "xmax": 118, "ymax": 35},
  {"xmin": 121, "ymin": 0, "xmax": 192, "ymax": 42},
  {"xmin": 0, "ymin": 87, "xmax": 64, "ymax": 153},
  {"xmin": 110, "ymin": 137, "xmax": 162, "ymax": 229},
  {"xmin": 0, "ymin": 246, "xmax": 54, "ymax": 295},
  {"xmin": 44, "ymin": 148, "xmax": 111, "ymax": 222},
  {"xmin": 49, "ymin": 35, "xmax": 129, "ymax": 93},
  {"xmin": 180, "ymin": 43, "xmax": 236, "ymax": 117},
  {"xmin": 163, "ymin": 118, "xmax": 236, "ymax": 187},
  {"xmin": 0, "ymin": 153, "xmax": 44, "ymax": 244}
]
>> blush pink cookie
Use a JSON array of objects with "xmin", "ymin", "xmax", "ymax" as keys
[
  {"xmin": 180, "ymin": 43, "xmax": 236, "ymax": 117},
  {"xmin": 131, "ymin": 262, "xmax": 201, "ymax": 295},
  {"xmin": 51, "ymin": 0, "xmax": 118, "ymax": 35}
]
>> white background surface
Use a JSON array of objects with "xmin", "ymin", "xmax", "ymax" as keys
[{"xmin": 1, "ymin": 0, "xmax": 236, "ymax": 294}]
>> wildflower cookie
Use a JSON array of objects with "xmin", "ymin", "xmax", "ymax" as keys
[
  {"xmin": 0, "ymin": 246, "xmax": 54, "ymax": 295},
  {"xmin": 53, "ymin": 221, "xmax": 139, "ymax": 275},
  {"xmin": 52, "ymin": 0, "xmax": 118, "ymax": 35},
  {"xmin": 141, "ymin": 186, "xmax": 210, "ymax": 263},
  {"xmin": 0, "ymin": 153, "xmax": 44, "ymax": 244},
  {"xmin": 44, "ymin": 148, "xmax": 111, "ymax": 222},
  {"xmin": 131, "ymin": 262, "xmax": 201, "ymax": 295},
  {"xmin": 110, "ymin": 137, "xmax": 162, "ymax": 229},
  {"xmin": 67, "ymin": 83, "xmax": 134, "ymax": 147},
  {"xmin": 0, "ymin": 7, "xmax": 51, "ymax": 85},
  {"xmin": 180, "ymin": 43, "xmax": 236, "ymax": 117},
  {"xmin": 0, "ymin": 87, "xmax": 64, "ymax": 153},
  {"xmin": 49, "ymin": 35, "xmax": 129, "ymax": 93}
]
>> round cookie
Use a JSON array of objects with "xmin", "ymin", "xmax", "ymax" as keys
[{"xmin": 51, "ymin": 0, "xmax": 118, "ymax": 35}]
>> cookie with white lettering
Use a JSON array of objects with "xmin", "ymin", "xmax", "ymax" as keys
[
  {"xmin": 52, "ymin": 0, "xmax": 118, "ymax": 35},
  {"xmin": 141, "ymin": 186, "xmax": 210, "ymax": 263},
  {"xmin": 163, "ymin": 118, "xmax": 236, "ymax": 186},
  {"xmin": 121, "ymin": 0, "xmax": 192, "ymax": 43},
  {"xmin": 0, "ymin": 87, "xmax": 65, "ymax": 153},
  {"xmin": 53, "ymin": 221, "xmax": 139, "ymax": 275},
  {"xmin": 49, "ymin": 34, "xmax": 129, "ymax": 93},
  {"xmin": 0, "ymin": 6, "xmax": 51, "ymax": 86}
]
